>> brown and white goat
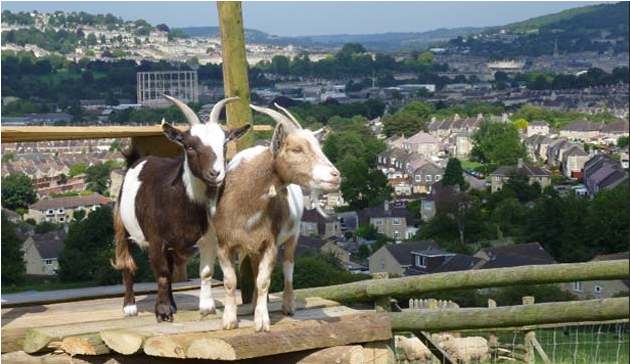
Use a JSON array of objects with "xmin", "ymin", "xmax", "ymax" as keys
[
  {"xmin": 113, "ymin": 95, "xmax": 251, "ymax": 322},
  {"xmin": 212, "ymin": 104, "xmax": 340, "ymax": 332}
]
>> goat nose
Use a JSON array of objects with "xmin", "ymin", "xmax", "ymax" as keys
[
  {"xmin": 330, "ymin": 169, "xmax": 340, "ymax": 178},
  {"xmin": 208, "ymin": 170, "xmax": 220, "ymax": 178}
]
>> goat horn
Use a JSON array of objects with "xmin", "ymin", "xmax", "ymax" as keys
[
  {"xmin": 313, "ymin": 127, "xmax": 326, "ymax": 136},
  {"xmin": 249, "ymin": 104, "xmax": 294, "ymax": 127},
  {"xmin": 273, "ymin": 103, "xmax": 303, "ymax": 129},
  {"xmin": 163, "ymin": 94, "xmax": 200, "ymax": 126},
  {"xmin": 209, "ymin": 96, "xmax": 240, "ymax": 124}
]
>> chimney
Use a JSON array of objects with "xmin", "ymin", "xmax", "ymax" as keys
[
  {"xmin": 453, "ymin": 113, "xmax": 460, "ymax": 121},
  {"xmin": 502, "ymin": 113, "xmax": 508, "ymax": 122},
  {"xmin": 517, "ymin": 158, "xmax": 523, "ymax": 169},
  {"xmin": 477, "ymin": 113, "xmax": 483, "ymax": 120}
]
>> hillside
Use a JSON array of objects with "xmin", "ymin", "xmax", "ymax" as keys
[
  {"xmin": 454, "ymin": 2, "xmax": 629, "ymax": 57},
  {"xmin": 176, "ymin": 26, "xmax": 485, "ymax": 50}
]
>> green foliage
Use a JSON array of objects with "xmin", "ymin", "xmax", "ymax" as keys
[
  {"xmin": 85, "ymin": 163, "xmax": 112, "ymax": 194},
  {"xmin": 58, "ymin": 205, "xmax": 114, "ymax": 282},
  {"xmin": 1, "ymin": 173, "xmax": 37, "ymax": 211},
  {"xmin": 442, "ymin": 158, "xmax": 466, "ymax": 191},
  {"xmin": 35, "ymin": 221, "xmax": 58, "ymax": 233},
  {"xmin": 1, "ymin": 153, "xmax": 15, "ymax": 162},
  {"xmin": 382, "ymin": 102, "xmax": 432, "ymax": 137},
  {"xmin": 513, "ymin": 118, "xmax": 529, "ymax": 130},
  {"xmin": 617, "ymin": 136, "xmax": 629, "ymax": 149},
  {"xmin": 357, "ymin": 244, "xmax": 371, "ymax": 260},
  {"xmin": 338, "ymin": 156, "xmax": 393, "ymax": 210},
  {"xmin": 471, "ymin": 121, "xmax": 527, "ymax": 167},
  {"xmin": 72, "ymin": 209, "xmax": 86, "ymax": 221},
  {"xmin": 503, "ymin": 172, "xmax": 541, "ymax": 203},
  {"xmin": 269, "ymin": 251, "xmax": 369, "ymax": 293},
  {"xmin": 1, "ymin": 212, "xmax": 26, "ymax": 285}
]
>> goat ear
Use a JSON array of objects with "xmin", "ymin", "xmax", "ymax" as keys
[
  {"xmin": 271, "ymin": 122, "xmax": 287, "ymax": 156},
  {"xmin": 162, "ymin": 122, "xmax": 184, "ymax": 146},
  {"xmin": 226, "ymin": 124, "xmax": 251, "ymax": 142}
]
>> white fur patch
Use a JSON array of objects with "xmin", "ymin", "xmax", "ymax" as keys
[
  {"xmin": 120, "ymin": 161, "xmax": 148, "ymax": 248},
  {"xmin": 228, "ymin": 145, "xmax": 267, "ymax": 171},
  {"xmin": 283, "ymin": 262, "xmax": 294, "ymax": 283},
  {"xmin": 277, "ymin": 184, "xmax": 304, "ymax": 246},
  {"xmin": 183, "ymin": 155, "xmax": 209, "ymax": 204},
  {"xmin": 246, "ymin": 211, "xmax": 263, "ymax": 230},
  {"xmin": 190, "ymin": 123, "xmax": 227, "ymax": 173},
  {"xmin": 123, "ymin": 304, "xmax": 138, "ymax": 316},
  {"xmin": 198, "ymin": 223, "xmax": 217, "ymax": 315}
]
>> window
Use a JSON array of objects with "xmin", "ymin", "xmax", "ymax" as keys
[
  {"xmin": 423, "ymin": 203, "xmax": 433, "ymax": 210},
  {"xmin": 415, "ymin": 175, "xmax": 421, "ymax": 182},
  {"xmin": 594, "ymin": 285, "xmax": 602, "ymax": 294},
  {"xmin": 394, "ymin": 231, "xmax": 400, "ymax": 238},
  {"xmin": 573, "ymin": 281, "xmax": 583, "ymax": 292},
  {"xmin": 435, "ymin": 175, "xmax": 441, "ymax": 181},
  {"xmin": 58, "ymin": 208, "xmax": 64, "ymax": 214},
  {"xmin": 380, "ymin": 260, "xmax": 385, "ymax": 269},
  {"xmin": 415, "ymin": 255, "xmax": 427, "ymax": 267},
  {"xmin": 392, "ymin": 218, "xmax": 401, "ymax": 226},
  {"xmin": 44, "ymin": 259, "xmax": 52, "ymax": 265},
  {"xmin": 425, "ymin": 175, "xmax": 432, "ymax": 182},
  {"xmin": 58, "ymin": 217, "xmax": 65, "ymax": 222},
  {"xmin": 374, "ymin": 219, "xmax": 383, "ymax": 226},
  {"xmin": 47, "ymin": 209, "xmax": 54, "ymax": 215}
]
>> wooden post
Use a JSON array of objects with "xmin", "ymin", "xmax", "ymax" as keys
[
  {"xmin": 371, "ymin": 273, "xmax": 390, "ymax": 312},
  {"xmin": 522, "ymin": 296, "xmax": 535, "ymax": 364},
  {"xmin": 217, "ymin": 0, "xmax": 256, "ymax": 304},
  {"xmin": 488, "ymin": 299, "xmax": 499, "ymax": 349}
]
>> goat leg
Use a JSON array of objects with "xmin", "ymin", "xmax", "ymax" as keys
[
  {"xmin": 218, "ymin": 247, "xmax": 238, "ymax": 329},
  {"xmin": 254, "ymin": 240, "xmax": 277, "ymax": 332}
]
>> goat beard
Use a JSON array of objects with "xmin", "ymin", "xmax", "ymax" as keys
[{"xmin": 308, "ymin": 189, "xmax": 331, "ymax": 219}]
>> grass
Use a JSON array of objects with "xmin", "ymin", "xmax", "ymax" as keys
[
  {"xmin": 1, "ymin": 280, "xmax": 98, "ymax": 294},
  {"xmin": 461, "ymin": 160, "xmax": 484, "ymax": 170}
]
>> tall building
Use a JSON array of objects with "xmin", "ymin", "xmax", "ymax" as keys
[{"xmin": 136, "ymin": 70, "xmax": 199, "ymax": 108}]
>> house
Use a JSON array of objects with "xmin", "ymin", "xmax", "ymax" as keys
[
  {"xmin": 2, "ymin": 208, "xmax": 22, "ymax": 223},
  {"xmin": 546, "ymin": 139, "xmax": 574, "ymax": 167},
  {"xmin": 407, "ymin": 159, "xmax": 444, "ymax": 194},
  {"xmin": 337, "ymin": 211, "xmax": 359, "ymax": 235},
  {"xmin": 402, "ymin": 131, "xmax": 443, "ymax": 157},
  {"xmin": 377, "ymin": 147, "xmax": 410, "ymax": 178},
  {"xmin": 474, "ymin": 242, "xmax": 557, "ymax": 269},
  {"xmin": 385, "ymin": 134, "xmax": 406, "ymax": 148},
  {"xmin": 299, "ymin": 208, "xmax": 342, "ymax": 239},
  {"xmin": 21, "ymin": 228, "xmax": 66, "ymax": 275},
  {"xmin": 524, "ymin": 134, "xmax": 552, "ymax": 163},
  {"xmin": 527, "ymin": 120, "xmax": 550, "ymax": 137},
  {"xmin": 490, "ymin": 159, "xmax": 552, "ymax": 193},
  {"xmin": 358, "ymin": 202, "xmax": 418, "ymax": 241},
  {"xmin": 600, "ymin": 120, "xmax": 629, "ymax": 145},
  {"xmin": 369, "ymin": 240, "xmax": 481, "ymax": 276},
  {"xmin": 368, "ymin": 240, "xmax": 440, "ymax": 276},
  {"xmin": 582, "ymin": 155, "xmax": 629, "ymax": 196},
  {"xmin": 559, "ymin": 120, "xmax": 603, "ymax": 141},
  {"xmin": 25, "ymin": 193, "xmax": 113, "ymax": 223},
  {"xmin": 420, "ymin": 197, "xmax": 436, "ymax": 222},
  {"xmin": 561, "ymin": 145, "xmax": 590, "ymax": 178},
  {"xmin": 277, "ymin": 235, "xmax": 350, "ymax": 264},
  {"xmin": 566, "ymin": 252, "xmax": 629, "ymax": 299},
  {"xmin": 449, "ymin": 131, "xmax": 473, "ymax": 158}
]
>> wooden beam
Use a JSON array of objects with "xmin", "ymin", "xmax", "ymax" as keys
[
  {"xmin": 61, "ymin": 334, "xmax": 110, "ymax": 356},
  {"xmin": 413, "ymin": 331, "xmax": 456, "ymax": 364},
  {"xmin": 144, "ymin": 313, "xmax": 391, "ymax": 360},
  {"xmin": 0, "ymin": 125, "xmax": 271, "ymax": 143},
  {"xmin": 295, "ymin": 260, "xmax": 629, "ymax": 302},
  {"xmin": 384, "ymin": 297, "xmax": 629, "ymax": 332}
]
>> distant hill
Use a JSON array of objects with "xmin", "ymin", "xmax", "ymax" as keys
[
  {"xmin": 176, "ymin": 26, "xmax": 485, "ymax": 50},
  {"xmin": 456, "ymin": 2, "xmax": 629, "ymax": 57}
]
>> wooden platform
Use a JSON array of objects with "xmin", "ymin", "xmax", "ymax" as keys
[{"xmin": 1, "ymin": 284, "xmax": 394, "ymax": 363}]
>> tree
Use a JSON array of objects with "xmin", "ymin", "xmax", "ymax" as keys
[
  {"xmin": 417, "ymin": 51, "xmax": 434, "ymax": 65},
  {"xmin": 1, "ymin": 174, "xmax": 37, "ymax": 210},
  {"xmin": 513, "ymin": 118, "xmax": 529, "ymax": 130},
  {"xmin": 58, "ymin": 205, "xmax": 114, "ymax": 282},
  {"xmin": 357, "ymin": 244, "xmax": 371, "ymax": 260},
  {"xmin": 442, "ymin": 158, "xmax": 466, "ymax": 191},
  {"xmin": 271, "ymin": 55, "xmax": 290, "ymax": 74},
  {"xmin": 617, "ymin": 136, "xmax": 629, "ymax": 149},
  {"xmin": 503, "ymin": 171, "xmax": 541, "ymax": 203},
  {"xmin": 1, "ymin": 212, "xmax": 26, "ymax": 285},
  {"xmin": 85, "ymin": 33, "xmax": 97, "ymax": 45},
  {"xmin": 471, "ymin": 121, "xmax": 527, "ymax": 167},
  {"xmin": 338, "ymin": 156, "xmax": 392, "ymax": 210},
  {"xmin": 156, "ymin": 23, "xmax": 170, "ymax": 32},
  {"xmin": 69, "ymin": 162, "xmax": 88, "ymax": 177},
  {"xmin": 585, "ymin": 184, "xmax": 629, "ymax": 256},
  {"xmin": 85, "ymin": 163, "xmax": 111, "ymax": 194}
]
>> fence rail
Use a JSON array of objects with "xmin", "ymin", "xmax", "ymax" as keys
[
  {"xmin": 384, "ymin": 297, "xmax": 629, "ymax": 332},
  {"xmin": 295, "ymin": 260, "xmax": 629, "ymax": 302}
]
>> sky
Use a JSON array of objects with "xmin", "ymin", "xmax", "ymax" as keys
[{"xmin": 0, "ymin": 1, "xmax": 611, "ymax": 36}]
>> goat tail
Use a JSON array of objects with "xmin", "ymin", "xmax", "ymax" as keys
[{"xmin": 111, "ymin": 203, "xmax": 137, "ymax": 274}]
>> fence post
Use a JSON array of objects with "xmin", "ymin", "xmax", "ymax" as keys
[
  {"xmin": 523, "ymin": 296, "xmax": 535, "ymax": 364},
  {"xmin": 488, "ymin": 299, "xmax": 499, "ymax": 347},
  {"xmin": 372, "ymin": 272, "xmax": 390, "ymax": 312},
  {"xmin": 217, "ymin": 0, "xmax": 256, "ymax": 303}
]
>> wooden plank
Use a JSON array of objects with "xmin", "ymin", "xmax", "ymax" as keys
[
  {"xmin": 460, "ymin": 318, "xmax": 630, "ymax": 333},
  {"xmin": 363, "ymin": 340, "xmax": 396, "ymax": 364},
  {"xmin": 0, "ymin": 125, "xmax": 271, "ymax": 143},
  {"xmin": 384, "ymin": 297, "xmax": 629, "ymax": 332},
  {"xmin": 21, "ymin": 297, "xmax": 338, "ymax": 354},
  {"xmin": 2, "ymin": 348, "xmax": 363, "ymax": 364},
  {"xmin": 144, "ymin": 312, "xmax": 391, "ymax": 360},
  {"xmin": 531, "ymin": 336, "xmax": 552, "ymax": 364},
  {"xmin": 295, "ymin": 260, "xmax": 629, "ymax": 302}
]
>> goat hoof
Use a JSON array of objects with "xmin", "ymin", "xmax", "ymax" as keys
[
  {"xmin": 199, "ymin": 298, "xmax": 216, "ymax": 316},
  {"xmin": 222, "ymin": 317, "xmax": 237, "ymax": 330},
  {"xmin": 123, "ymin": 304, "xmax": 138, "ymax": 317},
  {"xmin": 254, "ymin": 308, "xmax": 270, "ymax": 332},
  {"xmin": 155, "ymin": 303, "xmax": 175, "ymax": 323},
  {"xmin": 282, "ymin": 302, "xmax": 295, "ymax": 316}
]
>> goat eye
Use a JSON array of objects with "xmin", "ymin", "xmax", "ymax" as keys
[{"xmin": 291, "ymin": 148, "xmax": 302, "ymax": 153}]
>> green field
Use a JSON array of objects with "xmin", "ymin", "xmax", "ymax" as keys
[{"xmin": 460, "ymin": 160, "xmax": 484, "ymax": 170}]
